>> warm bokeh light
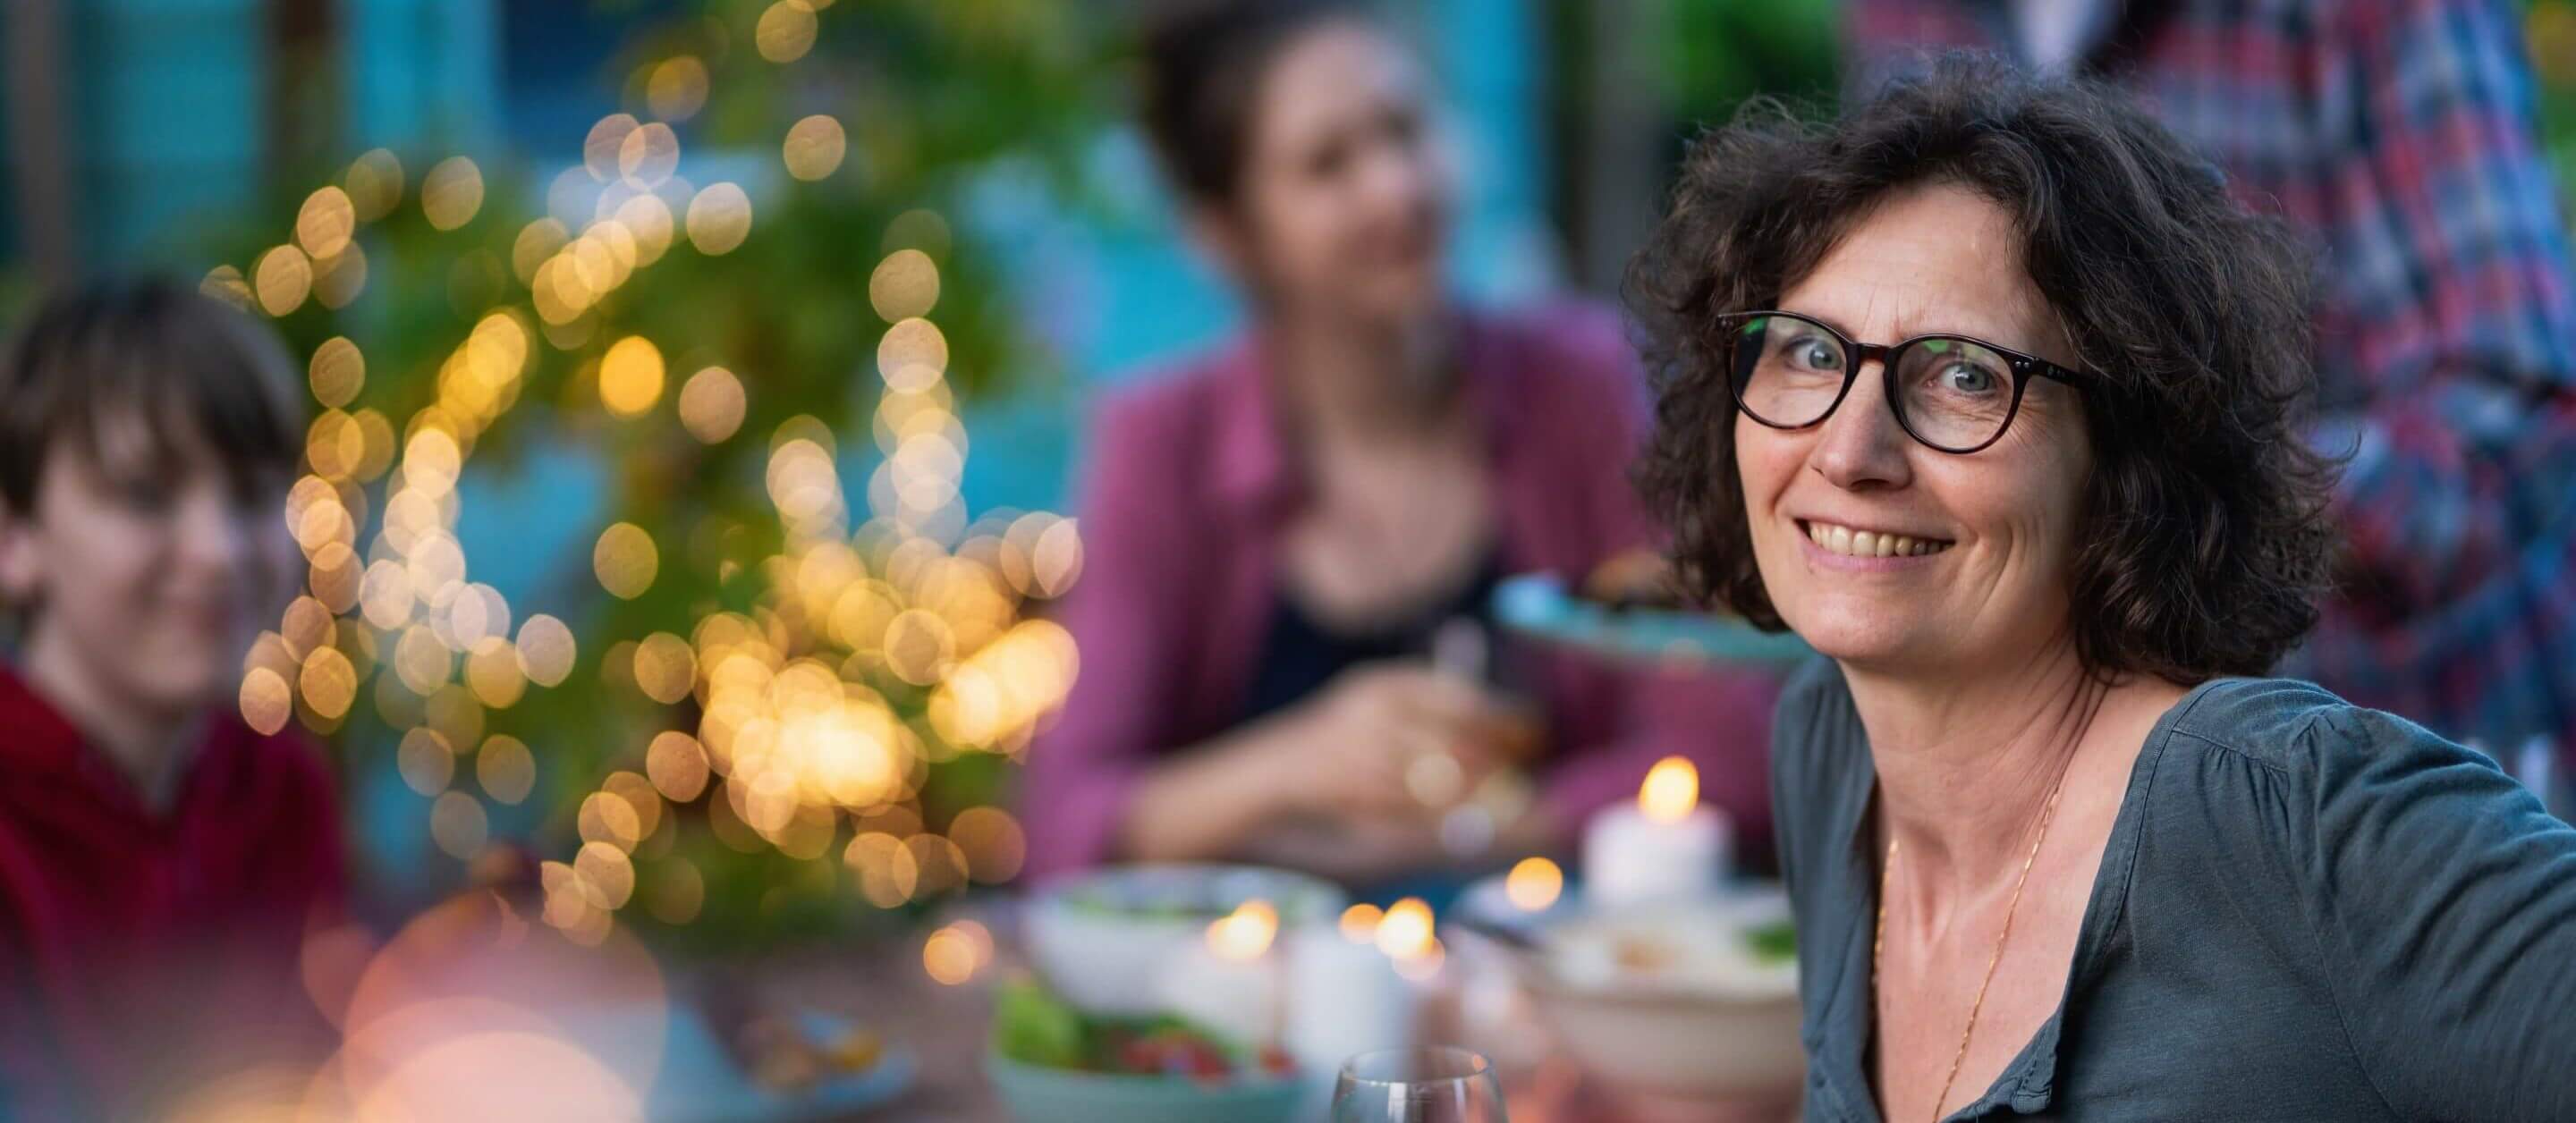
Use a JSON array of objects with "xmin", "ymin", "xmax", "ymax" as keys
[
  {"xmin": 757, "ymin": 0, "xmax": 820, "ymax": 63},
  {"xmin": 513, "ymin": 218, "xmax": 570, "ymax": 284},
  {"xmin": 585, "ymin": 114, "xmax": 640, "ymax": 182},
  {"xmin": 845, "ymin": 832, "xmax": 919, "ymax": 908},
  {"xmin": 593, "ymin": 523, "xmax": 660, "ymax": 600},
  {"xmin": 1031, "ymin": 516, "xmax": 1084, "ymax": 598},
  {"xmin": 946, "ymin": 806, "xmax": 1026, "ymax": 884},
  {"xmin": 310, "ymin": 335, "xmax": 365, "ymax": 408},
  {"xmin": 298, "ymin": 186, "xmax": 358, "ymax": 259},
  {"xmin": 1392, "ymin": 939, "xmax": 1446, "ymax": 983},
  {"xmin": 599, "ymin": 335, "xmax": 666, "ymax": 418},
  {"xmin": 517, "ymin": 613, "xmax": 579, "ymax": 687},
  {"xmin": 677, "ymin": 367, "xmax": 746, "ymax": 443},
  {"xmin": 869, "ymin": 249, "xmax": 940, "ymax": 322},
  {"xmin": 429, "ymin": 791, "xmax": 490, "ymax": 858},
  {"xmin": 614, "ymin": 194, "xmax": 677, "ymax": 266},
  {"xmin": 1207, "ymin": 899, "xmax": 1281, "ymax": 962},
  {"xmin": 646, "ymin": 730, "xmax": 710, "ymax": 802},
  {"xmin": 421, "ymin": 156, "xmax": 486, "ymax": 231},
  {"xmin": 1640, "ymin": 756, "xmax": 1700, "ymax": 823},
  {"xmin": 618, "ymin": 122, "xmax": 681, "ymax": 188},
  {"xmin": 783, "ymin": 114, "xmax": 847, "ymax": 181},
  {"xmin": 1376, "ymin": 897, "xmax": 1435, "ymax": 960},
  {"xmin": 466, "ymin": 637, "xmax": 528, "ymax": 708},
  {"xmin": 397, "ymin": 727, "xmax": 455, "ymax": 797},
  {"xmin": 578, "ymin": 802, "xmax": 642, "ymax": 872},
  {"xmin": 576, "ymin": 840, "xmax": 638, "ymax": 909},
  {"xmin": 478, "ymin": 734, "xmax": 536, "ymax": 805},
  {"xmin": 1340, "ymin": 903, "xmax": 1385, "ymax": 944},
  {"xmin": 646, "ymin": 55, "xmax": 710, "ymax": 121},
  {"xmin": 876, "ymin": 317, "xmax": 949, "ymax": 392},
  {"xmin": 239, "ymin": 667, "xmax": 292, "ymax": 735},
  {"xmin": 685, "ymin": 182, "xmax": 753, "ymax": 255},
  {"xmin": 254, "ymin": 245, "xmax": 312, "ymax": 317},
  {"xmin": 301, "ymin": 646, "xmax": 360, "ymax": 721},
  {"xmin": 631, "ymin": 631, "xmax": 697, "ymax": 705},
  {"xmin": 1506, "ymin": 857, "xmax": 1565, "ymax": 912},
  {"xmin": 344, "ymin": 148, "xmax": 405, "ymax": 220},
  {"xmin": 922, "ymin": 925, "xmax": 983, "ymax": 986}
]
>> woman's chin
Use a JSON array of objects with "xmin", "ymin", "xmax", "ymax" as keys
[{"xmin": 1781, "ymin": 609, "xmax": 1926, "ymax": 668}]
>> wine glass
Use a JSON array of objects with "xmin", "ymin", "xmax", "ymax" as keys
[{"xmin": 1332, "ymin": 1046, "xmax": 1511, "ymax": 1123}]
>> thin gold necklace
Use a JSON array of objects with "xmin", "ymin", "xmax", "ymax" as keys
[{"xmin": 1873, "ymin": 769, "xmax": 2068, "ymax": 1122}]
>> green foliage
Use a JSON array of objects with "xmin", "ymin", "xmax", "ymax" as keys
[{"xmin": 199, "ymin": 0, "xmax": 1119, "ymax": 950}]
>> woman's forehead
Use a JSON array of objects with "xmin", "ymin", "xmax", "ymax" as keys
[{"xmin": 1780, "ymin": 184, "xmax": 2057, "ymax": 351}]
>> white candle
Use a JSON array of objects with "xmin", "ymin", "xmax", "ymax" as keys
[
  {"xmin": 1583, "ymin": 756, "xmax": 1730, "ymax": 909},
  {"xmin": 1158, "ymin": 899, "xmax": 1284, "ymax": 1048}
]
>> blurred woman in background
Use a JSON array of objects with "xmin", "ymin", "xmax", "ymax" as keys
[{"xmin": 1017, "ymin": 0, "xmax": 1775, "ymax": 890}]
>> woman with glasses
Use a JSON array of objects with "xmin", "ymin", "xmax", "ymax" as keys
[{"xmin": 1630, "ymin": 55, "xmax": 2576, "ymax": 1120}]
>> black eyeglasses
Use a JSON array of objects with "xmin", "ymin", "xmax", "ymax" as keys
[{"xmin": 1716, "ymin": 311, "xmax": 2082, "ymax": 454}]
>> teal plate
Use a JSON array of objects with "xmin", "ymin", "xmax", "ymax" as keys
[{"xmin": 1493, "ymin": 573, "xmax": 1815, "ymax": 667}]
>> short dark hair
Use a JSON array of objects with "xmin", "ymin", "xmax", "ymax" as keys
[
  {"xmin": 1138, "ymin": 0, "xmax": 1372, "ymax": 204},
  {"xmin": 0, "ymin": 277, "xmax": 306, "ymax": 514},
  {"xmin": 1628, "ymin": 54, "xmax": 2340, "ymax": 683}
]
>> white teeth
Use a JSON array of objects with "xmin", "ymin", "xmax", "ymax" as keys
[{"xmin": 1802, "ymin": 521, "xmax": 1951, "ymax": 559}]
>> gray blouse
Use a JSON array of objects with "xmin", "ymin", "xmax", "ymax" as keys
[{"xmin": 1770, "ymin": 658, "xmax": 2576, "ymax": 1121}]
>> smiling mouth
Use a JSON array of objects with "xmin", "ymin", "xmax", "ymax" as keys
[{"xmin": 1799, "ymin": 519, "xmax": 1954, "ymax": 558}]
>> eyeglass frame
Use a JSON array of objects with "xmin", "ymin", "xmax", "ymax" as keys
[{"xmin": 1714, "ymin": 309, "xmax": 2085, "ymax": 454}]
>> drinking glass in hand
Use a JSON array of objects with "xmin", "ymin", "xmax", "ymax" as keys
[{"xmin": 1333, "ymin": 1046, "xmax": 1510, "ymax": 1123}]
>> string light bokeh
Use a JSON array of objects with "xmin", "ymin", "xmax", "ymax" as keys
[{"xmin": 199, "ymin": 0, "xmax": 1106, "ymax": 957}]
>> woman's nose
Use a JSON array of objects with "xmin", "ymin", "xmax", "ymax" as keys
[{"xmin": 1809, "ymin": 362, "xmax": 1914, "ymax": 493}]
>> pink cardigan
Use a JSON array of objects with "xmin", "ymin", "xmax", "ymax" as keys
[{"xmin": 1017, "ymin": 304, "xmax": 1777, "ymax": 880}]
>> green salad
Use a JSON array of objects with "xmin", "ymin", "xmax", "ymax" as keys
[{"xmin": 994, "ymin": 981, "xmax": 1295, "ymax": 1081}]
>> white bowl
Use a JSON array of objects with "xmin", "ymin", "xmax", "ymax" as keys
[
  {"xmin": 1519, "ymin": 891, "xmax": 1805, "ymax": 1100},
  {"xmin": 1021, "ymin": 865, "xmax": 1344, "ymax": 1016}
]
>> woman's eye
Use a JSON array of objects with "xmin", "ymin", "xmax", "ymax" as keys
[
  {"xmin": 1791, "ymin": 339, "xmax": 1843, "ymax": 371},
  {"xmin": 1942, "ymin": 362, "xmax": 2000, "ymax": 393}
]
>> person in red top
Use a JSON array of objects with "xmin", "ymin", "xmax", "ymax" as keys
[{"xmin": 0, "ymin": 279, "xmax": 346, "ymax": 1118}]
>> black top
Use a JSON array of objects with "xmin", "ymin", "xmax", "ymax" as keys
[
  {"xmin": 1237, "ymin": 550, "xmax": 1506, "ymax": 725},
  {"xmin": 1770, "ymin": 657, "xmax": 2576, "ymax": 1121}
]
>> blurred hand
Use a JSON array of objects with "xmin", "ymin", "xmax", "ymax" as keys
[{"xmin": 1254, "ymin": 662, "xmax": 1538, "ymax": 823}]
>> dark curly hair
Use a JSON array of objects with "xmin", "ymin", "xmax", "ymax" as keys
[{"xmin": 1628, "ymin": 54, "xmax": 2340, "ymax": 683}]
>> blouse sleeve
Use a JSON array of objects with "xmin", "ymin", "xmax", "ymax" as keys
[{"xmin": 2291, "ymin": 705, "xmax": 2576, "ymax": 1119}]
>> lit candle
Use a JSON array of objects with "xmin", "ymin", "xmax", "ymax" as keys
[
  {"xmin": 1581, "ymin": 756, "xmax": 1730, "ymax": 909},
  {"xmin": 1160, "ymin": 899, "xmax": 1284, "ymax": 1049}
]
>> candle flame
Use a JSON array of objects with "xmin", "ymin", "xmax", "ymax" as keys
[
  {"xmin": 1374, "ymin": 897, "xmax": 1436, "ymax": 960},
  {"xmin": 1639, "ymin": 756, "xmax": 1699, "ymax": 823},
  {"xmin": 1206, "ymin": 899, "xmax": 1279, "ymax": 961},
  {"xmin": 1338, "ymin": 902, "xmax": 1384, "ymax": 944},
  {"xmin": 1504, "ymin": 857, "xmax": 1564, "ymax": 912}
]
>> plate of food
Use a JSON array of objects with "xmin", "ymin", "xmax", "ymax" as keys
[
  {"xmin": 987, "ymin": 980, "xmax": 1305, "ymax": 1123},
  {"xmin": 1492, "ymin": 551, "xmax": 1814, "ymax": 667},
  {"xmin": 1518, "ymin": 891, "xmax": 1805, "ymax": 1101}
]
